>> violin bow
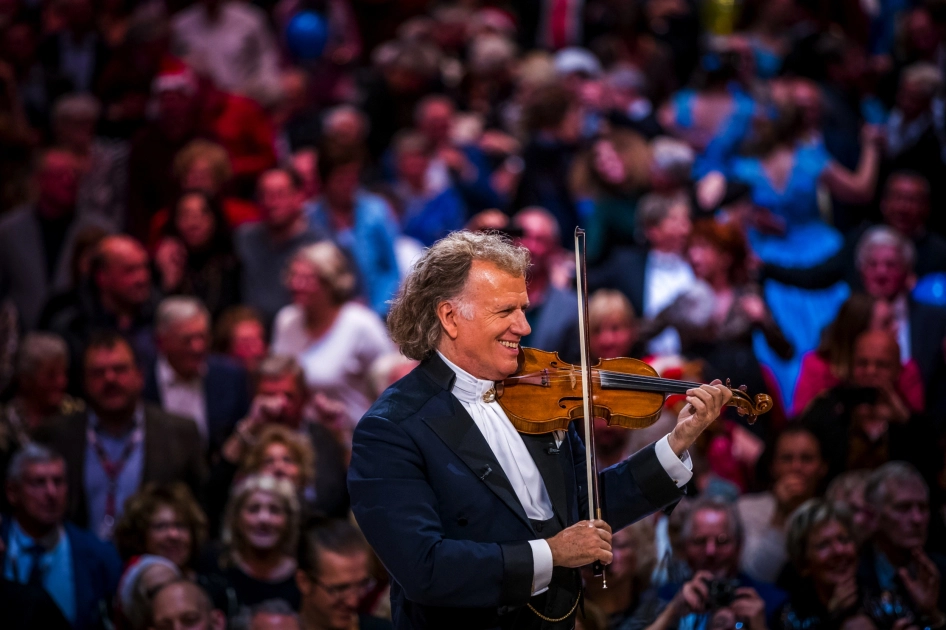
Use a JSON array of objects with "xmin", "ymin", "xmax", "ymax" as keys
[{"xmin": 574, "ymin": 228, "xmax": 606, "ymax": 587}]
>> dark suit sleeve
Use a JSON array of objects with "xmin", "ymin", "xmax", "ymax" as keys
[
  {"xmin": 179, "ymin": 420, "xmax": 209, "ymax": 503},
  {"xmin": 761, "ymin": 249, "xmax": 847, "ymax": 290},
  {"xmin": 568, "ymin": 428, "xmax": 684, "ymax": 531},
  {"xmin": 348, "ymin": 414, "xmax": 534, "ymax": 608}
]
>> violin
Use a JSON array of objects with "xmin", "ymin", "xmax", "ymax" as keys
[{"xmin": 494, "ymin": 347, "xmax": 774, "ymax": 435}]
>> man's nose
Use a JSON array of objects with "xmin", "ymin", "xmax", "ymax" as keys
[{"xmin": 512, "ymin": 310, "xmax": 531, "ymax": 336}]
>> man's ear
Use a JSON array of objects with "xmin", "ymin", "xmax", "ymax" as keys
[
  {"xmin": 210, "ymin": 609, "xmax": 226, "ymax": 630},
  {"xmin": 296, "ymin": 568, "xmax": 312, "ymax": 596},
  {"xmin": 437, "ymin": 300, "xmax": 460, "ymax": 341}
]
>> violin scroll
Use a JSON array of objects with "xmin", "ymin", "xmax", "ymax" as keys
[{"xmin": 725, "ymin": 379, "xmax": 773, "ymax": 425}]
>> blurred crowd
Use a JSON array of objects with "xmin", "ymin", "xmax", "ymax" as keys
[{"xmin": 2, "ymin": 0, "xmax": 946, "ymax": 628}]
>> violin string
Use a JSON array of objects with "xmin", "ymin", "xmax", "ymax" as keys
[{"xmin": 511, "ymin": 372, "xmax": 704, "ymax": 390}]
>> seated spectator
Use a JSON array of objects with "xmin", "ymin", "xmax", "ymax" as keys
[
  {"xmin": 582, "ymin": 519, "xmax": 661, "ymax": 629},
  {"xmin": 52, "ymin": 93, "xmax": 128, "ymax": 229},
  {"xmin": 389, "ymin": 129, "xmax": 466, "ymax": 246},
  {"xmin": 147, "ymin": 139, "xmax": 262, "ymax": 248},
  {"xmin": 202, "ymin": 474, "xmax": 301, "ymax": 615},
  {"xmin": 858, "ymin": 463, "xmax": 946, "ymax": 625},
  {"xmin": 794, "ymin": 293, "xmax": 925, "ymax": 416},
  {"xmin": 561, "ymin": 288, "xmax": 640, "ymax": 365},
  {"xmin": 590, "ymin": 192, "xmax": 695, "ymax": 357},
  {"xmin": 44, "ymin": 234, "xmax": 158, "ymax": 388},
  {"xmin": 640, "ymin": 219, "xmax": 792, "ymax": 416},
  {"xmin": 737, "ymin": 426, "xmax": 828, "ymax": 584},
  {"xmin": 775, "ymin": 500, "xmax": 861, "ymax": 628},
  {"xmin": 2, "ymin": 445, "xmax": 122, "ymax": 629},
  {"xmin": 150, "ymin": 580, "xmax": 226, "ymax": 630},
  {"xmin": 271, "ymin": 242, "xmax": 394, "ymax": 429},
  {"xmin": 296, "ymin": 519, "xmax": 394, "ymax": 630},
  {"xmin": 117, "ymin": 555, "xmax": 183, "ymax": 630},
  {"xmin": 145, "ymin": 296, "xmax": 251, "ymax": 456},
  {"xmin": 34, "ymin": 331, "xmax": 207, "ymax": 539},
  {"xmin": 0, "ymin": 148, "xmax": 113, "ymax": 329},
  {"xmin": 213, "ymin": 356, "xmax": 349, "ymax": 527},
  {"xmin": 236, "ymin": 168, "xmax": 327, "ymax": 326},
  {"xmin": 802, "ymin": 330, "xmax": 940, "ymax": 481},
  {"xmin": 368, "ymin": 353, "xmax": 419, "ymax": 400},
  {"xmin": 307, "ymin": 146, "xmax": 401, "ymax": 317},
  {"xmin": 233, "ymin": 599, "xmax": 302, "ymax": 630},
  {"xmin": 0, "ymin": 333, "xmax": 82, "ymax": 496},
  {"xmin": 648, "ymin": 497, "xmax": 787, "ymax": 629},
  {"xmin": 37, "ymin": 0, "xmax": 110, "ymax": 96},
  {"xmin": 512, "ymin": 207, "xmax": 578, "ymax": 353},
  {"xmin": 213, "ymin": 305, "xmax": 269, "ymax": 375},
  {"xmin": 825, "ymin": 471, "xmax": 873, "ymax": 546},
  {"xmin": 114, "ymin": 483, "xmax": 208, "ymax": 578},
  {"xmin": 153, "ymin": 191, "xmax": 242, "ymax": 319}
]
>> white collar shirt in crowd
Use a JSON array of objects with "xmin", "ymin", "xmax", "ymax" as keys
[
  {"xmin": 891, "ymin": 294, "xmax": 912, "ymax": 363},
  {"xmin": 644, "ymin": 250, "xmax": 694, "ymax": 356},
  {"xmin": 436, "ymin": 351, "xmax": 693, "ymax": 595},
  {"xmin": 156, "ymin": 356, "xmax": 208, "ymax": 445}
]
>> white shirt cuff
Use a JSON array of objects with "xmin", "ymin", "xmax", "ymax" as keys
[
  {"xmin": 655, "ymin": 434, "xmax": 693, "ymax": 488},
  {"xmin": 528, "ymin": 539, "xmax": 554, "ymax": 595}
]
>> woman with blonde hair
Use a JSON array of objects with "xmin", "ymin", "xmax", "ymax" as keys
[
  {"xmin": 271, "ymin": 241, "xmax": 395, "ymax": 430},
  {"xmin": 199, "ymin": 474, "xmax": 302, "ymax": 615}
]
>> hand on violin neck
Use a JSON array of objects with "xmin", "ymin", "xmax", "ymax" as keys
[
  {"xmin": 547, "ymin": 520, "xmax": 613, "ymax": 568},
  {"xmin": 668, "ymin": 380, "xmax": 733, "ymax": 458}
]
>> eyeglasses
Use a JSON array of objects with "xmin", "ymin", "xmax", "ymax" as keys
[
  {"xmin": 312, "ymin": 576, "xmax": 376, "ymax": 600},
  {"xmin": 148, "ymin": 520, "xmax": 189, "ymax": 534}
]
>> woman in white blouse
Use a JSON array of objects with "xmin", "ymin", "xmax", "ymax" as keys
[{"xmin": 271, "ymin": 242, "xmax": 395, "ymax": 428}]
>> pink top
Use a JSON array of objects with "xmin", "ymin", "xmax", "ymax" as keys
[{"xmin": 791, "ymin": 351, "xmax": 926, "ymax": 416}]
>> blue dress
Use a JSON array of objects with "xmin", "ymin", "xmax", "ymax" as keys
[
  {"xmin": 731, "ymin": 145, "xmax": 850, "ymax": 404},
  {"xmin": 672, "ymin": 86, "xmax": 757, "ymax": 178}
]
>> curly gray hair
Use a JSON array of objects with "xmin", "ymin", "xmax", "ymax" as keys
[{"xmin": 387, "ymin": 231, "xmax": 530, "ymax": 360}]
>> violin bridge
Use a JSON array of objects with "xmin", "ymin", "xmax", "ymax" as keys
[{"xmin": 570, "ymin": 370, "xmax": 577, "ymax": 390}]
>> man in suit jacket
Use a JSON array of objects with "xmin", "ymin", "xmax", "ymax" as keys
[
  {"xmin": 35, "ymin": 330, "xmax": 206, "ymax": 539},
  {"xmin": 0, "ymin": 149, "xmax": 113, "ymax": 329},
  {"xmin": 3, "ymin": 443, "xmax": 122, "ymax": 630},
  {"xmin": 144, "ymin": 296, "xmax": 250, "ymax": 457},
  {"xmin": 349, "ymin": 231, "xmax": 731, "ymax": 630}
]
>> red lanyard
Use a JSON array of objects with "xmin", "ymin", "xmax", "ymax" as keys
[{"xmin": 87, "ymin": 420, "xmax": 143, "ymax": 534}]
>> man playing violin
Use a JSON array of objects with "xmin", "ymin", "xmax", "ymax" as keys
[{"xmin": 348, "ymin": 231, "xmax": 732, "ymax": 630}]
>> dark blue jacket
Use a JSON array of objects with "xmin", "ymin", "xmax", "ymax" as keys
[
  {"xmin": 348, "ymin": 354, "xmax": 685, "ymax": 630},
  {"xmin": 143, "ymin": 354, "xmax": 251, "ymax": 456},
  {"xmin": 1, "ymin": 519, "xmax": 122, "ymax": 630}
]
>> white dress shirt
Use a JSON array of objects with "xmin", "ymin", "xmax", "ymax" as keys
[
  {"xmin": 891, "ymin": 294, "xmax": 912, "ymax": 363},
  {"xmin": 437, "ymin": 352, "xmax": 693, "ymax": 595},
  {"xmin": 643, "ymin": 251, "xmax": 695, "ymax": 356},
  {"xmin": 156, "ymin": 357, "xmax": 208, "ymax": 443}
]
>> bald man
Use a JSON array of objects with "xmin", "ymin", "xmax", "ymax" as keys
[
  {"xmin": 801, "ymin": 329, "xmax": 939, "ymax": 481},
  {"xmin": 151, "ymin": 581, "xmax": 225, "ymax": 630},
  {"xmin": 44, "ymin": 234, "xmax": 158, "ymax": 393}
]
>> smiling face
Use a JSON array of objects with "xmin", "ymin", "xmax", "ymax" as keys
[
  {"xmin": 260, "ymin": 442, "xmax": 303, "ymax": 488},
  {"xmin": 145, "ymin": 504, "xmax": 193, "ymax": 570},
  {"xmin": 437, "ymin": 261, "xmax": 531, "ymax": 381},
  {"xmin": 238, "ymin": 490, "xmax": 288, "ymax": 552},
  {"xmin": 804, "ymin": 519, "xmax": 857, "ymax": 589}
]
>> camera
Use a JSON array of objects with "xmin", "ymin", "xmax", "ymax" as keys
[{"xmin": 706, "ymin": 578, "xmax": 742, "ymax": 610}]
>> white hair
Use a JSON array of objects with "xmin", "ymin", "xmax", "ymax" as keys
[
  {"xmin": 855, "ymin": 225, "xmax": 916, "ymax": 271},
  {"xmin": 7, "ymin": 443, "xmax": 64, "ymax": 486},
  {"xmin": 902, "ymin": 62, "xmax": 944, "ymax": 98},
  {"xmin": 52, "ymin": 93, "xmax": 102, "ymax": 123},
  {"xmin": 155, "ymin": 296, "xmax": 210, "ymax": 336},
  {"xmin": 15, "ymin": 332, "xmax": 68, "ymax": 380},
  {"xmin": 650, "ymin": 136, "xmax": 695, "ymax": 183}
]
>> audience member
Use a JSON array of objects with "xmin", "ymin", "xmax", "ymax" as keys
[
  {"xmin": 803, "ymin": 330, "xmax": 939, "ymax": 481},
  {"xmin": 271, "ymin": 242, "xmax": 394, "ymax": 430},
  {"xmin": 213, "ymin": 305, "xmax": 269, "ymax": 374},
  {"xmin": 648, "ymin": 497, "xmax": 786, "ymax": 629},
  {"xmin": 146, "ymin": 296, "xmax": 251, "ymax": 456},
  {"xmin": 233, "ymin": 598, "xmax": 302, "ymax": 630},
  {"xmin": 512, "ymin": 207, "xmax": 577, "ymax": 353},
  {"xmin": 794, "ymin": 293, "xmax": 926, "ymax": 416},
  {"xmin": 561, "ymin": 288, "xmax": 641, "ymax": 365},
  {"xmin": 114, "ymin": 483, "xmax": 207, "ymax": 577},
  {"xmin": 825, "ymin": 471, "xmax": 873, "ymax": 545},
  {"xmin": 296, "ymin": 519, "xmax": 394, "ymax": 630},
  {"xmin": 117, "ymin": 555, "xmax": 184, "ymax": 630},
  {"xmin": 0, "ymin": 333, "xmax": 81, "ymax": 495},
  {"xmin": 737, "ymin": 426, "xmax": 828, "ymax": 583},
  {"xmin": 775, "ymin": 500, "xmax": 861, "ymax": 628},
  {"xmin": 34, "ymin": 331, "xmax": 206, "ymax": 538},
  {"xmin": 859, "ymin": 463, "xmax": 946, "ymax": 625},
  {"xmin": 307, "ymin": 147, "xmax": 400, "ymax": 317},
  {"xmin": 590, "ymin": 192, "xmax": 695, "ymax": 356},
  {"xmin": 2, "ymin": 444, "xmax": 122, "ymax": 629},
  {"xmin": 0, "ymin": 148, "xmax": 113, "ymax": 329},
  {"xmin": 37, "ymin": 0, "xmax": 110, "ymax": 96},
  {"xmin": 153, "ymin": 191, "xmax": 242, "ymax": 318},
  {"xmin": 150, "ymin": 580, "xmax": 226, "ymax": 630},
  {"xmin": 202, "ymin": 474, "xmax": 302, "ymax": 614},
  {"xmin": 236, "ymin": 168, "xmax": 326, "ymax": 326}
]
